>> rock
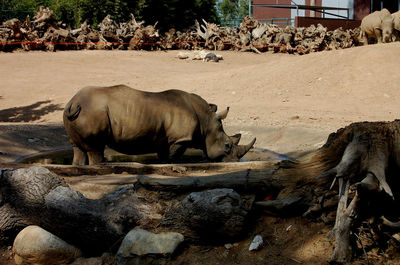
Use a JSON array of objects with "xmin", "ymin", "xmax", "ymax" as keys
[
  {"xmin": 171, "ymin": 165, "xmax": 187, "ymax": 174},
  {"xmin": 177, "ymin": 50, "xmax": 223, "ymax": 61},
  {"xmin": 224, "ymin": 243, "xmax": 233, "ymax": 250},
  {"xmin": 249, "ymin": 235, "xmax": 263, "ymax": 251},
  {"xmin": 176, "ymin": 51, "xmax": 189, "ymax": 59},
  {"xmin": 116, "ymin": 228, "xmax": 184, "ymax": 265},
  {"xmin": 13, "ymin": 225, "xmax": 82, "ymax": 265},
  {"xmin": 203, "ymin": 53, "xmax": 219, "ymax": 62},
  {"xmin": 191, "ymin": 50, "xmax": 208, "ymax": 60}
]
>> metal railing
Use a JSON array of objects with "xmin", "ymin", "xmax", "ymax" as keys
[
  {"xmin": 221, "ymin": 19, "xmax": 243, "ymax": 27},
  {"xmin": 257, "ymin": 18, "xmax": 295, "ymax": 26},
  {"xmin": 249, "ymin": 0, "xmax": 350, "ymax": 20}
]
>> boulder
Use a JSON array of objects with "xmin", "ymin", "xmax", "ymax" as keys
[
  {"xmin": 116, "ymin": 228, "xmax": 184, "ymax": 265},
  {"xmin": 13, "ymin": 225, "xmax": 82, "ymax": 265}
]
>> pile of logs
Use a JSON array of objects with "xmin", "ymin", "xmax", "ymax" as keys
[{"xmin": 0, "ymin": 7, "xmax": 362, "ymax": 54}]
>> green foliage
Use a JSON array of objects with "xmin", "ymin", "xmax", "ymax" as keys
[
  {"xmin": 140, "ymin": 0, "xmax": 219, "ymax": 32},
  {"xmin": 238, "ymin": 0, "xmax": 249, "ymax": 18},
  {"xmin": 217, "ymin": 0, "xmax": 248, "ymax": 26},
  {"xmin": 0, "ymin": 0, "xmax": 36, "ymax": 21},
  {"xmin": 1, "ymin": 0, "xmax": 219, "ymax": 32}
]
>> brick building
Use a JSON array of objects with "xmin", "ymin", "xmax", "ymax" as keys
[{"xmin": 251, "ymin": 0, "xmax": 400, "ymax": 29}]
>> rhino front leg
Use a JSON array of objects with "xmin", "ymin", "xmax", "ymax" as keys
[
  {"xmin": 361, "ymin": 31, "xmax": 369, "ymax": 46},
  {"xmin": 374, "ymin": 28, "xmax": 383, "ymax": 43},
  {"xmin": 72, "ymin": 146, "xmax": 87, "ymax": 166},
  {"xmin": 169, "ymin": 143, "xmax": 188, "ymax": 160},
  {"xmin": 157, "ymin": 142, "xmax": 188, "ymax": 162}
]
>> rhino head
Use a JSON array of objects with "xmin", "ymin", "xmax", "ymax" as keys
[
  {"xmin": 381, "ymin": 12, "xmax": 394, "ymax": 43},
  {"xmin": 205, "ymin": 105, "xmax": 256, "ymax": 162}
]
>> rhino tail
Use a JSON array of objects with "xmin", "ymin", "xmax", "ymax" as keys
[{"xmin": 64, "ymin": 101, "xmax": 81, "ymax": 121}]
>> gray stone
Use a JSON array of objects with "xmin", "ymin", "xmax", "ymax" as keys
[
  {"xmin": 224, "ymin": 243, "xmax": 233, "ymax": 250},
  {"xmin": 13, "ymin": 225, "xmax": 82, "ymax": 265},
  {"xmin": 249, "ymin": 235, "xmax": 263, "ymax": 251},
  {"xmin": 116, "ymin": 228, "xmax": 184, "ymax": 265}
]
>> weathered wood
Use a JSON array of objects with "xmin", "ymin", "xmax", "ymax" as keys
[
  {"xmin": 0, "ymin": 167, "xmax": 159, "ymax": 255},
  {"xmin": 162, "ymin": 188, "xmax": 252, "ymax": 242},
  {"xmin": 2, "ymin": 120, "xmax": 400, "ymax": 263},
  {"xmin": 382, "ymin": 216, "xmax": 400, "ymax": 230},
  {"xmin": 329, "ymin": 179, "xmax": 354, "ymax": 263},
  {"xmin": 26, "ymin": 160, "xmax": 273, "ymax": 177},
  {"xmin": 136, "ymin": 168, "xmax": 283, "ymax": 192}
]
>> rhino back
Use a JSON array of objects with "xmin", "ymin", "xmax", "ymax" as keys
[
  {"xmin": 361, "ymin": 11, "xmax": 382, "ymax": 33},
  {"xmin": 107, "ymin": 88, "xmax": 203, "ymax": 143},
  {"xmin": 362, "ymin": 9, "xmax": 393, "ymax": 30},
  {"xmin": 393, "ymin": 11, "xmax": 400, "ymax": 30}
]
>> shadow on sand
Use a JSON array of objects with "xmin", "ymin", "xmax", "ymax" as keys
[{"xmin": 0, "ymin": 100, "xmax": 63, "ymax": 122}]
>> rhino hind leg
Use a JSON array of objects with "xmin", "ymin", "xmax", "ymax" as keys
[
  {"xmin": 72, "ymin": 146, "xmax": 88, "ymax": 165},
  {"xmin": 88, "ymin": 150, "xmax": 105, "ymax": 165}
]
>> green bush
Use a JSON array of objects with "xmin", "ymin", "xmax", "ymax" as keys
[{"xmin": 1, "ymin": 0, "xmax": 220, "ymax": 32}]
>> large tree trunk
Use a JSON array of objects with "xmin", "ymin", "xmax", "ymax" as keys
[{"xmin": 1, "ymin": 120, "xmax": 400, "ymax": 263}]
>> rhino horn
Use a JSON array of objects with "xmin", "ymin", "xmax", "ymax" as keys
[
  {"xmin": 216, "ymin": 107, "xmax": 229, "ymax": 120},
  {"xmin": 236, "ymin": 138, "xmax": 256, "ymax": 158}
]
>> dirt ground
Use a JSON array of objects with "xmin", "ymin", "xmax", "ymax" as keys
[
  {"xmin": 1, "ymin": 43, "xmax": 400, "ymax": 264},
  {"xmin": 1, "ymin": 42, "xmax": 400, "ymax": 162}
]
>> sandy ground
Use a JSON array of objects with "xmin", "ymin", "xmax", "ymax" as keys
[
  {"xmin": 1, "ymin": 44, "xmax": 400, "ymax": 263},
  {"xmin": 1, "ymin": 42, "xmax": 400, "ymax": 163}
]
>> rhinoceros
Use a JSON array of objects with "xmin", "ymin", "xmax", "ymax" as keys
[
  {"xmin": 392, "ymin": 10, "xmax": 400, "ymax": 41},
  {"xmin": 360, "ymin": 8, "xmax": 394, "ymax": 45},
  {"xmin": 63, "ymin": 85, "xmax": 256, "ymax": 165}
]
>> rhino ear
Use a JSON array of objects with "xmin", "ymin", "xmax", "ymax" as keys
[
  {"xmin": 216, "ymin": 107, "xmax": 229, "ymax": 120},
  {"xmin": 209, "ymin": 104, "xmax": 217, "ymax": 112}
]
